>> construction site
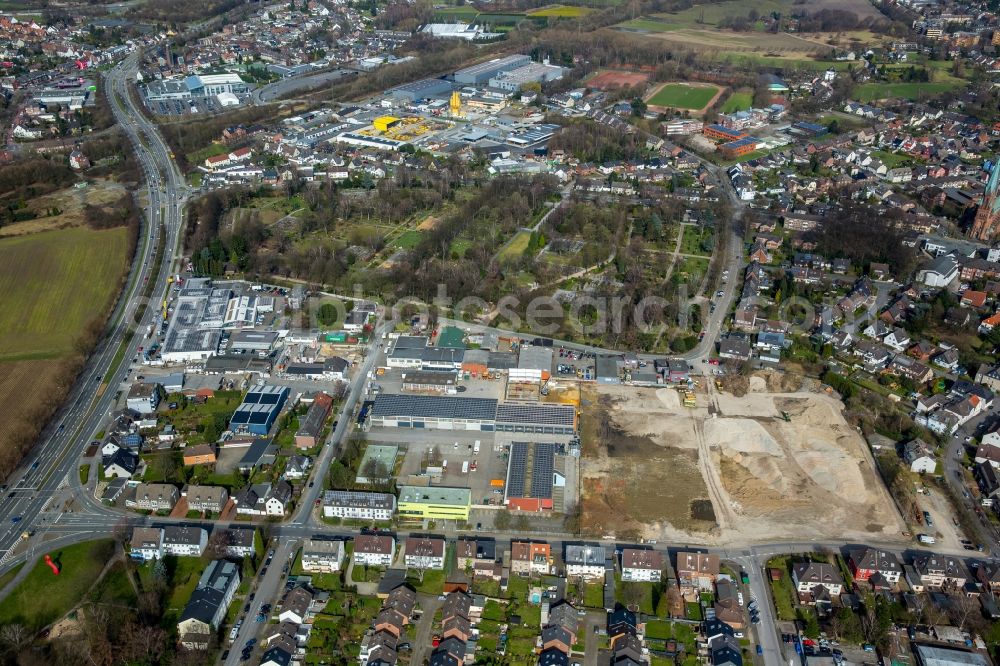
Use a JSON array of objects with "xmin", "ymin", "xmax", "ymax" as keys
[
  {"xmin": 359, "ymin": 115, "xmax": 444, "ymax": 142},
  {"xmin": 580, "ymin": 371, "xmax": 906, "ymax": 545}
]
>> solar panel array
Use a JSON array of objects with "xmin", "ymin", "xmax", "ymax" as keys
[
  {"xmin": 506, "ymin": 441, "xmax": 554, "ymax": 500},
  {"xmin": 495, "ymin": 403, "xmax": 575, "ymax": 426},
  {"xmin": 371, "ymin": 394, "xmax": 498, "ymax": 421},
  {"xmin": 506, "ymin": 442, "xmax": 528, "ymax": 498},
  {"xmin": 530, "ymin": 442, "xmax": 555, "ymax": 499}
]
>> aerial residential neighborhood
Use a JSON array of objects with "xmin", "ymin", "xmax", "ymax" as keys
[{"xmin": 10, "ymin": 0, "xmax": 1000, "ymax": 664}]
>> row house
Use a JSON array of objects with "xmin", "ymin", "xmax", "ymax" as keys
[{"xmin": 511, "ymin": 540, "xmax": 552, "ymax": 576}]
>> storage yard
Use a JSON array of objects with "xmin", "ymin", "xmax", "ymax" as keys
[{"xmin": 581, "ymin": 376, "xmax": 905, "ymax": 544}]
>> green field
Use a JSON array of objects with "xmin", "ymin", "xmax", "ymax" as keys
[
  {"xmin": 648, "ymin": 83, "xmax": 718, "ymax": 109},
  {"xmin": 0, "ymin": 226, "xmax": 128, "ymax": 361},
  {"xmin": 854, "ymin": 81, "xmax": 960, "ymax": 102},
  {"xmin": 721, "ymin": 90, "xmax": 753, "ymax": 113},
  {"xmin": 394, "ymin": 230, "xmax": 423, "ymax": 249},
  {"xmin": 498, "ymin": 230, "xmax": 532, "ymax": 262},
  {"xmin": 528, "ymin": 4, "xmax": 594, "ymax": 16},
  {"xmin": 0, "ymin": 540, "xmax": 115, "ymax": 629}
]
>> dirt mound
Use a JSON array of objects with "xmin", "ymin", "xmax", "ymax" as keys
[
  {"xmin": 704, "ymin": 418, "xmax": 782, "ymax": 456},
  {"xmin": 748, "ymin": 376, "xmax": 767, "ymax": 392},
  {"xmin": 759, "ymin": 369, "xmax": 804, "ymax": 392},
  {"xmin": 720, "ymin": 374, "xmax": 749, "ymax": 396}
]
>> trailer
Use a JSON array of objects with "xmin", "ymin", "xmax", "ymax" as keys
[{"xmin": 462, "ymin": 461, "xmax": 469, "ymax": 474}]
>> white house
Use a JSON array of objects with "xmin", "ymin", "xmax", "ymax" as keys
[
  {"xmin": 404, "ymin": 537, "xmax": 445, "ymax": 570},
  {"xmin": 130, "ymin": 527, "xmax": 164, "ymax": 561},
  {"xmin": 300, "ymin": 539, "xmax": 345, "ymax": 573},
  {"xmin": 902, "ymin": 439, "xmax": 937, "ymax": 474},
  {"xmin": 322, "ymin": 490, "xmax": 396, "ymax": 521},
  {"xmin": 917, "ymin": 253, "xmax": 959, "ymax": 288},
  {"xmin": 565, "ymin": 545, "xmax": 606, "ymax": 580},
  {"xmin": 792, "ymin": 562, "xmax": 844, "ymax": 597},
  {"xmin": 163, "ymin": 526, "xmax": 208, "ymax": 557},
  {"xmin": 353, "ymin": 534, "xmax": 395, "ymax": 567},
  {"xmin": 620, "ymin": 548, "xmax": 664, "ymax": 583},
  {"xmin": 126, "ymin": 382, "xmax": 161, "ymax": 415}
]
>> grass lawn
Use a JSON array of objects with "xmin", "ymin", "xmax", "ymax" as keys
[
  {"xmin": 766, "ymin": 556, "xmax": 798, "ymax": 621},
  {"xmin": 0, "ymin": 562, "xmax": 24, "ymax": 592},
  {"xmin": 432, "ymin": 5, "xmax": 479, "ymax": 18},
  {"xmin": 676, "ymin": 256, "xmax": 710, "ymax": 285},
  {"xmin": 583, "ymin": 581, "xmax": 605, "ymax": 608},
  {"xmin": 507, "ymin": 574, "xmax": 529, "ymax": 600},
  {"xmin": 0, "ymin": 226, "xmax": 128, "ymax": 361},
  {"xmin": 680, "ymin": 227, "xmax": 713, "ymax": 257},
  {"xmin": 88, "ymin": 561, "xmax": 136, "ymax": 605},
  {"xmin": 527, "ymin": 4, "xmax": 594, "ymax": 16},
  {"xmin": 350, "ymin": 564, "xmax": 383, "ymax": 583},
  {"xmin": 620, "ymin": 17, "xmax": 678, "ymax": 31},
  {"xmin": 685, "ymin": 602, "xmax": 703, "ymax": 620},
  {"xmin": 406, "ymin": 569, "xmax": 445, "ymax": 595},
  {"xmin": 854, "ymin": 81, "xmax": 960, "ymax": 102},
  {"xmin": 450, "ymin": 238, "xmax": 473, "ymax": 258},
  {"xmin": 722, "ymin": 90, "xmax": 753, "ymax": 113},
  {"xmin": 186, "ymin": 142, "xmax": 231, "ymax": 167},
  {"xmin": 646, "ymin": 619, "xmax": 697, "ymax": 642},
  {"xmin": 0, "ymin": 539, "xmax": 114, "ymax": 629},
  {"xmin": 648, "ymin": 83, "xmax": 718, "ymax": 109},
  {"xmin": 498, "ymin": 230, "xmax": 532, "ymax": 262},
  {"xmin": 394, "ymin": 230, "xmax": 423, "ymax": 249},
  {"xmin": 871, "ymin": 150, "xmax": 915, "ymax": 168},
  {"xmin": 78, "ymin": 465, "xmax": 89, "ymax": 484}
]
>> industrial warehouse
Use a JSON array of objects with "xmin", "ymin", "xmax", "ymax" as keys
[{"xmin": 366, "ymin": 394, "xmax": 576, "ymax": 434}]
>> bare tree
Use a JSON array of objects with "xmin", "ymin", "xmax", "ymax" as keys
[
  {"xmin": 206, "ymin": 528, "xmax": 231, "ymax": 560},
  {"xmin": 0, "ymin": 623, "xmax": 31, "ymax": 654}
]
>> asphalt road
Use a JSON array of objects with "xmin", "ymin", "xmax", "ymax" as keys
[
  {"xmin": 0, "ymin": 49, "xmax": 190, "ymax": 574},
  {"xmin": 252, "ymin": 68, "xmax": 354, "ymax": 104}
]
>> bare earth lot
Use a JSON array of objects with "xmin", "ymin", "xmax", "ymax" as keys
[{"xmin": 581, "ymin": 377, "xmax": 905, "ymax": 545}]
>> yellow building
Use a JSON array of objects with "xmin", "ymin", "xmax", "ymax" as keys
[
  {"xmin": 397, "ymin": 486, "xmax": 471, "ymax": 521},
  {"xmin": 373, "ymin": 115, "xmax": 400, "ymax": 132}
]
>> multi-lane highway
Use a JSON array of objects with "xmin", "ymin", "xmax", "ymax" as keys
[{"xmin": 0, "ymin": 50, "xmax": 189, "ymax": 573}]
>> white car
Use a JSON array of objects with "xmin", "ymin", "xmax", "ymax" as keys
[{"xmin": 738, "ymin": 592, "xmax": 744, "ymax": 606}]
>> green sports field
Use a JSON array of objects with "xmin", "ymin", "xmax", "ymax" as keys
[
  {"xmin": 647, "ymin": 83, "xmax": 719, "ymax": 109},
  {"xmin": 528, "ymin": 4, "xmax": 595, "ymax": 17},
  {"xmin": 0, "ymin": 226, "xmax": 128, "ymax": 361},
  {"xmin": 722, "ymin": 90, "xmax": 753, "ymax": 112}
]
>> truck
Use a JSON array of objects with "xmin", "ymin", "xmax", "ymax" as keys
[
  {"xmin": 918, "ymin": 534, "xmax": 936, "ymax": 545},
  {"xmin": 462, "ymin": 461, "xmax": 469, "ymax": 474},
  {"xmin": 490, "ymin": 479, "xmax": 505, "ymax": 488},
  {"xmin": 473, "ymin": 440, "xmax": 481, "ymax": 454},
  {"xmin": 442, "ymin": 460, "xmax": 447, "ymax": 470}
]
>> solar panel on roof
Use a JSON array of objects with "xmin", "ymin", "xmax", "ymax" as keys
[
  {"xmin": 371, "ymin": 394, "xmax": 498, "ymax": 421},
  {"xmin": 507, "ymin": 442, "xmax": 528, "ymax": 497},
  {"xmin": 530, "ymin": 442, "xmax": 554, "ymax": 498}
]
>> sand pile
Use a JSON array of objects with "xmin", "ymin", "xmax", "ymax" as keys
[
  {"xmin": 748, "ymin": 376, "xmax": 767, "ymax": 393},
  {"xmin": 704, "ymin": 418, "xmax": 783, "ymax": 456},
  {"xmin": 795, "ymin": 446, "xmax": 868, "ymax": 501},
  {"xmin": 656, "ymin": 388, "xmax": 681, "ymax": 410}
]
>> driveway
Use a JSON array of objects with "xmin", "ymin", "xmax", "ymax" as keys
[{"xmin": 410, "ymin": 593, "xmax": 443, "ymax": 666}]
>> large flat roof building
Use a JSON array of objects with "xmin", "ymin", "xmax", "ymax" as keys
[
  {"xmin": 388, "ymin": 77, "xmax": 453, "ymax": 102},
  {"xmin": 368, "ymin": 394, "xmax": 576, "ymax": 433},
  {"xmin": 454, "ymin": 55, "xmax": 532, "ymax": 85},
  {"xmin": 398, "ymin": 486, "xmax": 471, "ymax": 521}
]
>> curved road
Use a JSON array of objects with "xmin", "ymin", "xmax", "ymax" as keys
[{"xmin": 0, "ymin": 50, "xmax": 190, "ymax": 576}]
